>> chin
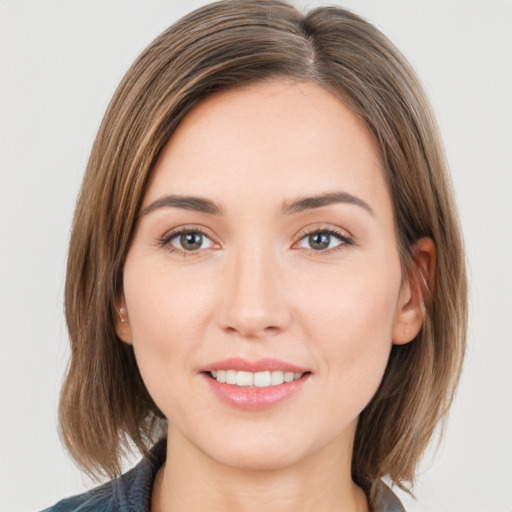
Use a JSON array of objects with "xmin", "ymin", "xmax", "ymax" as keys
[
  {"xmin": 212, "ymin": 443, "xmax": 306, "ymax": 472},
  {"xmin": 203, "ymin": 421, "xmax": 343, "ymax": 472}
]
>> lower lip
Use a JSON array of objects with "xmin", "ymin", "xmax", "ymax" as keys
[{"xmin": 203, "ymin": 373, "xmax": 310, "ymax": 411}]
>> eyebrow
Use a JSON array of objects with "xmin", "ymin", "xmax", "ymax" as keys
[
  {"xmin": 141, "ymin": 191, "xmax": 373, "ymax": 217},
  {"xmin": 282, "ymin": 191, "xmax": 374, "ymax": 216},
  {"xmin": 142, "ymin": 195, "xmax": 222, "ymax": 216}
]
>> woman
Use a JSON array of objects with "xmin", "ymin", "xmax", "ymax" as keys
[{"xmin": 42, "ymin": 1, "xmax": 467, "ymax": 511}]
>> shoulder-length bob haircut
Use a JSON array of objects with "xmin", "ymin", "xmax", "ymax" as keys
[{"xmin": 61, "ymin": 0, "xmax": 467, "ymax": 499}]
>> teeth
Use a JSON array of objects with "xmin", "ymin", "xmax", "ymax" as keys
[
  {"xmin": 253, "ymin": 371, "xmax": 271, "ymax": 387},
  {"xmin": 226, "ymin": 370, "xmax": 237, "ymax": 385},
  {"xmin": 271, "ymin": 371, "xmax": 284, "ymax": 385},
  {"xmin": 210, "ymin": 370, "xmax": 304, "ymax": 387},
  {"xmin": 236, "ymin": 371, "xmax": 253, "ymax": 386}
]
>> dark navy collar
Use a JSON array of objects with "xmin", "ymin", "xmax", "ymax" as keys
[
  {"xmin": 42, "ymin": 439, "xmax": 167, "ymax": 512},
  {"xmin": 373, "ymin": 480, "xmax": 407, "ymax": 512}
]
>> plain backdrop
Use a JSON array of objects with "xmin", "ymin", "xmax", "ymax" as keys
[{"xmin": 1, "ymin": 1, "xmax": 511, "ymax": 511}]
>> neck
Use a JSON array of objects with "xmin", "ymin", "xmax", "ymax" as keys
[{"xmin": 151, "ymin": 426, "xmax": 369, "ymax": 512}]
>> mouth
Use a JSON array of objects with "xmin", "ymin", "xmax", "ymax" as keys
[
  {"xmin": 207, "ymin": 369, "xmax": 306, "ymax": 388},
  {"xmin": 201, "ymin": 358, "xmax": 311, "ymax": 410}
]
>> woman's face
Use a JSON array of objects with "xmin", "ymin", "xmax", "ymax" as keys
[{"xmin": 119, "ymin": 80, "xmax": 417, "ymax": 471}]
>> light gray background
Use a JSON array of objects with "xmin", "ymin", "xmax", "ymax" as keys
[{"xmin": 1, "ymin": 1, "xmax": 511, "ymax": 511}]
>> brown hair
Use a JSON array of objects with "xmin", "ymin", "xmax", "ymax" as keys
[{"xmin": 60, "ymin": 0, "xmax": 467, "ymax": 500}]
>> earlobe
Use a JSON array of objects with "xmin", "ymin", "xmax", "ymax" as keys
[
  {"xmin": 392, "ymin": 237, "xmax": 436, "ymax": 345},
  {"xmin": 115, "ymin": 296, "xmax": 133, "ymax": 344}
]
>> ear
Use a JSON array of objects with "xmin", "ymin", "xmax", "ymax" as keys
[
  {"xmin": 392, "ymin": 237, "xmax": 436, "ymax": 345},
  {"xmin": 115, "ymin": 295, "xmax": 133, "ymax": 345}
]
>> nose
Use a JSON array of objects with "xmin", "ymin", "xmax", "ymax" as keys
[{"xmin": 216, "ymin": 243, "xmax": 291, "ymax": 339}]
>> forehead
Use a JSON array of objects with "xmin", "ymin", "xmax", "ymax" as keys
[{"xmin": 144, "ymin": 80, "xmax": 388, "ymax": 213}]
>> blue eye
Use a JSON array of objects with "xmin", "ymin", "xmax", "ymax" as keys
[
  {"xmin": 297, "ymin": 230, "xmax": 350, "ymax": 251},
  {"xmin": 167, "ymin": 231, "xmax": 213, "ymax": 252}
]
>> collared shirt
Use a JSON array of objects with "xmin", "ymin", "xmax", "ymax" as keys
[{"xmin": 41, "ymin": 439, "xmax": 406, "ymax": 512}]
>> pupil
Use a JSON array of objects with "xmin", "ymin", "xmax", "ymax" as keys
[
  {"xmin": 309, "ymin": 233, "xmax": 330, "ymax": 250},
  {"xmin": 181, "ymin": 233, "xmax": 202, "ymax": 250}
]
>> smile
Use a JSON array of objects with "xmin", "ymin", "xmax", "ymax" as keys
[
  {"xmin": 201, "ymin": 358, "xmax": 311, "ymax": 410},
  {"xmin": 210, "ymin": 370, "xmax": 303, "ymax": 388}
]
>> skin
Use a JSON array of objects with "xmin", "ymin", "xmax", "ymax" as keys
[{"xmin": 116, "ymin": 80, "xmax": 434, "ymax": 512}]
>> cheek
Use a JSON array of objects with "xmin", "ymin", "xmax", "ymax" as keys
[
  {"xmin": 121, "ymin": 264, "xmax": 219, "ymax": 431},
  {"xmin": 297, "ymin": 258, "xmax": 401, "ymax": 387},
  {"xmin": 125, "ymin": 259, "xmax": 212, "ymax": 341},
  {"xmin": 121, "ymin": 259, "xmax": 216, "ymax": 399}
]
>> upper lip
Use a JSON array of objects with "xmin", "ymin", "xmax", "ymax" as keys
[{"xmin": 201, "ymin": 357, "xmax": 309, "ymax": 374}]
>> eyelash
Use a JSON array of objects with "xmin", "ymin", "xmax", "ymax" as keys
[
  {"xmin": 157, "ymin": 226, "xmax": 354, "ymax": 256},
  {"xmin": 157, "ymin": 226, "xmax": 214, "ymax": 257},
  {"xmin": 297, "ymin": 226, "xmax": 354, "ymax": 254}
]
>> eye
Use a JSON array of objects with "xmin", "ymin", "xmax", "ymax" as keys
[
  {"xmin": 296, "ymin": 229, "xmax": 352, "ymax": 252},
  {"xmin": 161, "ymin": 229, "xmax": 214, "ymax": 253}
]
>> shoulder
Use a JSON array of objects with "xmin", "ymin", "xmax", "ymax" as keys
[
  {"xmin": 372, "ymin": 480, "xmax": 407, "ymax": 512},
  {"xmin": 39, "ymin": 479, "xmax": 115, "ymax": 512},
  {"xmin": 39, "ymin": 439, "xmax": 167, "ymax": 512}
]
